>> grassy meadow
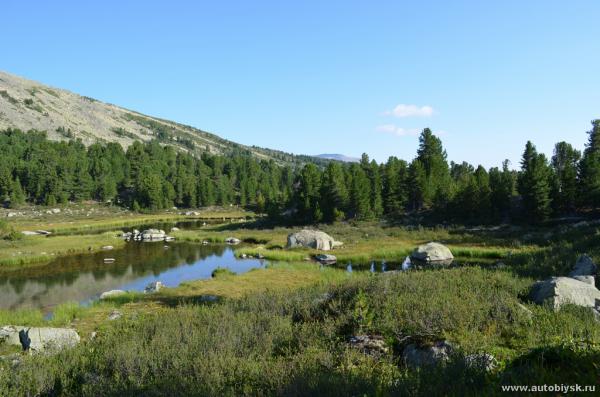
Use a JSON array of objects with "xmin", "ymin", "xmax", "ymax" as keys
[{"xmin": 1, "ymin": 208, "xmax": 600, "ymax": 395}]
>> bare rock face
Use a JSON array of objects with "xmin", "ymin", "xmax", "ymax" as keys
[
  {"xmin": 286, "ymin": 230, "xmax": 342, "ymax": 251},
  {"xmin": 529, "ymin": 277, "xmax": 600, "ymax": 309},
  {"xmin": 402, "ymin": 341, "xmax": 454, "ymax": 368},
  {"xmin": 410, "ymin": 242, "xmax": 454, "ymax": 266},
  {"xmin": 0, "ymin": 325, "xmax": 80, "ymax": 352}
]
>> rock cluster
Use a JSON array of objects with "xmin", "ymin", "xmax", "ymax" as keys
[
  {"xmin": 529, "ymin": 255, "xmax": 599, "ymax": 311},
  {"xmin": 122, "ymin": 229, "xmax": 175, "ymax": 242}
]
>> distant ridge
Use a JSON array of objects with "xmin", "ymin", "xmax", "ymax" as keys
[{"xmin": 314, "ymin": 153, "xmax": 360, "ymax": 163}]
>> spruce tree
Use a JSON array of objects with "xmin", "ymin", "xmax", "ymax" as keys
[
  {"xmin": 578, "ymin": 120, "xmax": 600, "ymax": 208},
  {"xmin": 518, "ymin": 141, "xmax": 552, "ymax": 223},
  {"xmin": 551, "ymin": 141, "xmax": 580, "ymax": 214}
]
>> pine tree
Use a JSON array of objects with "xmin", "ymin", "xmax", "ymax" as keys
[
  {"xmin": 518, "ymin": 141, "xmax": 552, "ymax": 223},
  {"xmin": 320, "ymin": 162, "xmax": 349, "ymax": 222},
  {"xmin": 415, "ymin": 128, "xmax": 451, "ymax": 208},
  {"xmin": 9, "ymin": 177, "xmax": 26, "ymax": 208},
  {"xmin": 551, "ymin": 141, "xmax": 580, "ymax": 214},
  {"xmin": 382, "ymin": 157, "xmax": 408, "ymax": 216},
  {"xmin": 349, "ymin": 163, "xmax": 373, "ymax": 220},
  {"xmin": 578, "ymin": 120, "xmax": 600, "ymax": 209}
]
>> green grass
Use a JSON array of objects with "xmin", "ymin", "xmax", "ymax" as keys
[
  {"xmin": 2, "ymin": 266, "xmax": 600, "ymax": 396},
  {"xmin": 0, "ymin": 231, "xmax": 125, "ymax": 268}
]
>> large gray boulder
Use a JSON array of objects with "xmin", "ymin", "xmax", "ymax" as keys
[
  {"xmin": 286, "ymin": 230, "xmax": 342, "ymax": 251},
  {"xmin": 0, "ymin": 325, "xmax": 80, "ymax": 352},
  {"xmin": 141, "ymin": 229, "xmax": 166, "ymax": 241},
  {"xmin": 402, "ymin": 341, "xmax": 454, "ymax": 368},
  {"xmin": 529, "ymin": 277, "xmax": 600, "ymax": 309},
  {"xmin": 569, "ymin": 255, "xmax": 596, "ymax": 277},
  {"xmin": 410, "ymin": 242, "xmax": 454, "ymax": 266}
]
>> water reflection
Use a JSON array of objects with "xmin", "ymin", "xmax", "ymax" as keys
[{"xmin": 0, "ymin": 243, "xmax": 264, "ymax": 312}]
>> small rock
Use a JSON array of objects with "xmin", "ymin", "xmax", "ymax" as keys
[
  {"xmin": 144, "ymin": 281, "xmax": 163, "ymax": 293},
  {"xmin": 99, "ymin": 290, "xmax": 127, "ymax": 300},
  {"xmin": 170, "ymin": 227, "xmax": 180, "ymax": 232},
  {"xmin": 107, "ymin": 310, "xmax": 122, "ymax": 321},
  {"xmin": 402, "ymin": 341, "xmax": 454, "ymax": 368},
  {"xmin": 464, "ymin": 353, "xmax": 497, "ymax": 372},
  {"xmin": 225, "ymin": 237, "xmax": 241, "ymax": 245},
  {"xmin": 569, "ymin": 254, "xmax": 596, "ymax": 277},
  {"xmin": 51, "ymin": 208, "xmax": 61, "ymax": 214},
  {"xmin": 101, "ymin": 245, "xmax": 114, "ymax": 250},
  {"xmin": 315, "ymin": 254, "xmax": 337, "ymax": 264},
  {"xmin": 349, "ymin": 335, "xmax": 389, "ymax": 356}
]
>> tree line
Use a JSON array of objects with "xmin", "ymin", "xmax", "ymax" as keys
[
  {"xmin": 290, "ymin": 120, "xmax": 600, "ymax": 224},
  {"xmin": 1, "ymin": 120, "xmax": 599, "ymax": 224}
]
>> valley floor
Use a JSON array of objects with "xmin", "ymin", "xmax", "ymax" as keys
[{"xmin": 1, "ymin": 205, "xmax": 600, "ymax": 395}]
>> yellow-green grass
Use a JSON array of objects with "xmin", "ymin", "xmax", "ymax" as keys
[
  {"xmin": 0, "ymin": 231, "xmax": 125, "ymax": 268},
  {"xmin": 10, "ymin": 209, "xmax": 254, "ymax": 235},
  {"xmin": 0, "ymin": 263, "xmax": 353, "ymax": 338}
]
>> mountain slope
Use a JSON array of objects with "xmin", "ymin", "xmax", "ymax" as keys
[{"xmin": 0, "ymin": 70, "xmax": 324, "ymax": 166}]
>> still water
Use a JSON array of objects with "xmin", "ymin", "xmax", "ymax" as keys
[{"xmin": 0, "ymin": 243, "xmax": 265, "ymax": 312}]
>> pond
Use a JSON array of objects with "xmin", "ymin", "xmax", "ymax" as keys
[{"xmin": 0, "ymin": 242, "xmax": 265, "ymax": 313}]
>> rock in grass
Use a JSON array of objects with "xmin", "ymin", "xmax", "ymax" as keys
[
  {"xmin": 349, "ymin": 335, "xmax": 389, "ymax": 356},
  {"xmin": 99, "ymin": 290, "xmax": 127, "ymax": 300},
  {"xmin": 225, "ymin": 237, "xmax": 241, "ymax": 245},
  {"xmin": 286, "ymin": 230, "xmax": 343, "ymax": 251},
  {"xmin": 569, "ymin": 254, "xmax": 596, "ymax": 277},
  {"xmin": 315, "ymin": 254, "xmax": 337, "ymax": 264},
  {"xmin": 0, "ymin": 325, "xmax": 79, "ymax": 352},
  {"xmin": 402, "ymin": 340, "xmax": 454, "ymax": 368},
  {"xmin": 529, "ymin": 277, "xmax": 600, "ymax": 309},
  {"xmin": 144, "ymin": 281, "xmax": 163, "ymax": 293},
  {"xmin": 410, "ymin": 242, "xmax": 454, "ymax": 266},
  {"xmin": 107, "ymin": 310, "xmax": 122, "ymax": 321},
  {"xmin": 464, "ymin": 353, "xmax": 497, "ymax": 372}
]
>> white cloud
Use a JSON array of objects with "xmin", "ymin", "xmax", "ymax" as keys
[
  {"xmin": 376, "ymin": 124, "xmax": 421, "ymax": 137},
  {"xmin": 384, "ymin": 104, "xmax": 434, "ymax": 118}
]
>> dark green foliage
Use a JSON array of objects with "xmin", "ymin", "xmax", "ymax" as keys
[
  {"xmin": 578, "ymin": 120, "xmax": 600, "ymax": 208},
  {"xmin": 0, "ymin": 123, "xmax": 596, "ymax": 224},
  {"xmin": 1, "ymin": 267, "xmax": 599, "ymax": 396},
  {"xmin": 551, "ymin": 141, "xmax": 580, "ymax": 215},
  {"xmin": 518, "ymin": 141, "xmax": 553, "ymax": 223}
]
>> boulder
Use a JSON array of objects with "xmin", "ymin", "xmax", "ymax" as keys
[
  {"xmin": 315, "ymin": 254, "xmax": 337, "ymax": 264},
  {"xmin": 402, "ymin": 341, "xmax": 454, "ymax": 368},
  {"xmin": 464, "ymin": 353, "xmax": 497, "ymax": 372},
  {"xmin": 349, "ymin": 335, "xmax": 389, "ymax": 357},
  {"xmin": 0, "ymin": 325, "xmax": 80, "ymax": 352},
  {"xmin": 99, "ymin": 290, "xmax": 127, "ymax": 300},
  {"xmin": 141, "ymin": 229, "xmax": 166, "ymax": 241},
  {"xmin": 410, "ymin": 242, "xmax": 454, "ymax": 266},
  {"xmin": 225, "ymin": 237, "xmax": 241, "ymax": 245},
  {"xmin": 101, "ymin": 245, "xmax": 114, "ymax": 250},
  {"xmin": 107, "ymin": 310, "xmax": 122, "ymax": 321},
  {"xmin": 170, "ymin": 227, "xmax": 180, "ymax": 232},
  {"xmin": 569, "ymin": 255, "xmax": 596, "ymax": 277},
  {"xmin": 286, "ymin": 230, "xmax": 342, "ymax": 251},
  {"xmin": 573, "ymin": 275, "xmax": 595, "ymax": 287},
  {"xmin": 529, "ymin": 277, "xmax": 600, "ymax": 309},
  {"xmin": 144, "ymin": 281, "xmax": 163, "ymax": 293}
]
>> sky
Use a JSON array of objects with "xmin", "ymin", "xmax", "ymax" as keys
[{"xmin": 1, "ymin": 1, "xmax": 599, "ymax": 168}]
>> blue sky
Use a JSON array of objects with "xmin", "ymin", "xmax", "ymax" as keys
[{"xmin": 2, "ymin": 1, "xmax": 599, "ymax": 168}]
